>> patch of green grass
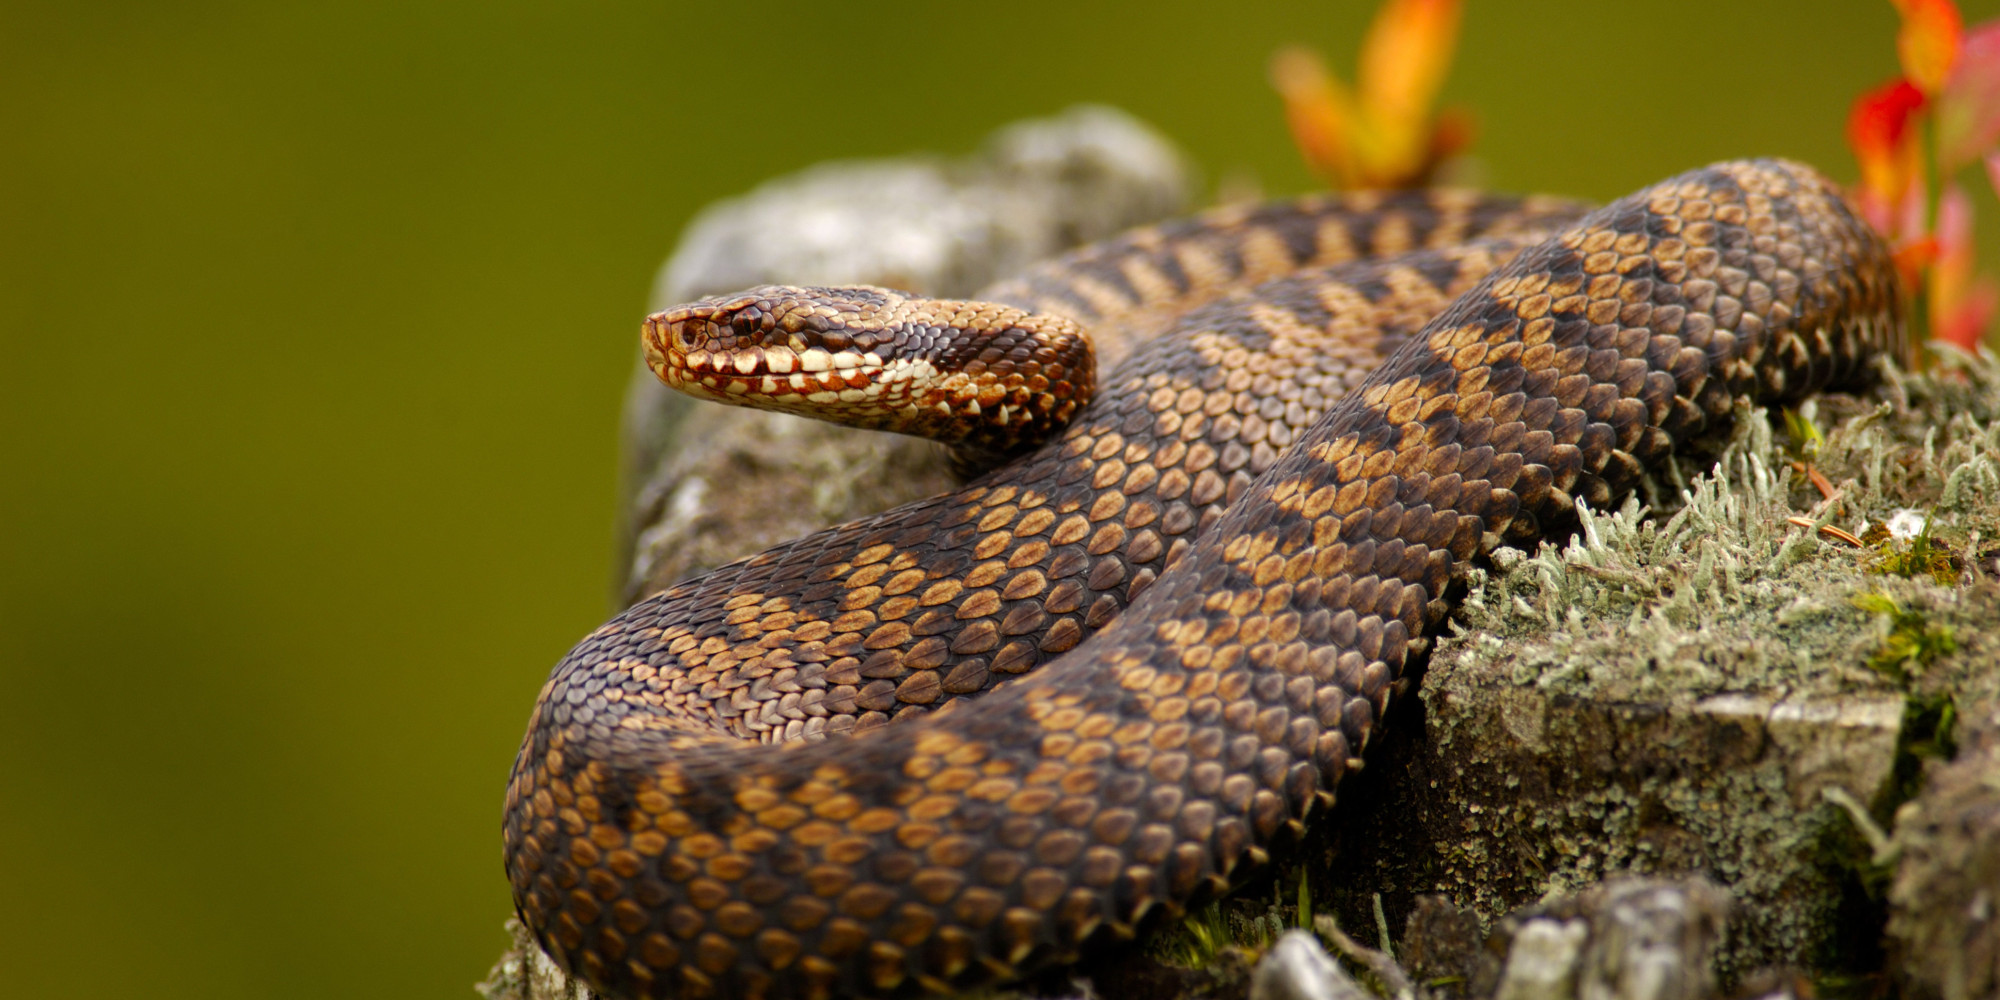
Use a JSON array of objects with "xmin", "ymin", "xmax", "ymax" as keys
[
  {"xmin": 1154, "ymin": 901, "xmax": 1236, "ymax": 969},
  {"xmin": 1865, "ymin": 512, "xmax": 1960, "ymax": 585},
  {"xmin": 1152, "ymin": 873, "xmax": 1318, "ymax": 970},
  {"xmin": 1850, "ymin": 591, "xmax": 1958, "ymax": 684}
]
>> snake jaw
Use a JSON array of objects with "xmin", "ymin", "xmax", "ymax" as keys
[
  {"xmin": 645, "ymin": 311, "xmax": 917, "ymax": 410},
  {"xmin": 642, "ymin": 284, "xmax": 1096, "ymax": 455},
  {"xmin": 644, "ymin": 285, "xmax": 905, "ymax": 398}
]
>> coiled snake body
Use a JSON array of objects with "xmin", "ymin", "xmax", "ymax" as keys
[{"xmin": 506, "ymin": 161, "xmax": 1901, "ymax": 999}]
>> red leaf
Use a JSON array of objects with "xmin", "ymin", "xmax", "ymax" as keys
[{"xmin": 1847, "ymin": 78, "xmax": 1929, "ymax": 231}]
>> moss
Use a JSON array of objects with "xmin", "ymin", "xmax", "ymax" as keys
[
  {"xmin": 1853, "ymin": 591, "xmax": 1960, "ymax": 684},
  {"xmin": 1866, "ymin": 515, "xmax": 1963, "ymax": 585}
]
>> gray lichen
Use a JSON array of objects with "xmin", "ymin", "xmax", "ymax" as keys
[{"xmin": 479, "ymin": 919, "xmax": 600, "ymax": 1000}]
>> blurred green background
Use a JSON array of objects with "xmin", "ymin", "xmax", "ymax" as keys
[{"xmin": 3, "ymin": 1, "xmax": 1996, "ymax": 997}]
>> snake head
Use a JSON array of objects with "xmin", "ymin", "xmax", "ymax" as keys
[{"xmin": 642, "ymin": 284, "xmax": 1095, "ymax": 456}]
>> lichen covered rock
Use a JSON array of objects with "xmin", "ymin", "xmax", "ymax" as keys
[{"xmin": 1310, "ymin": 351, "xmax": 2000, "ymax": 986}]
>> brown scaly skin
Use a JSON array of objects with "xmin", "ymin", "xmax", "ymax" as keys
[
  {"xmin": 980, "ymin": 187, "xmax": 1590, "ymax": 365},
  {"xmin": 617, "ymin": 190, "xmax": 1588, "ymax": 741},
  {"xmin": 504, "ymin": 161, "xmax": 1901, "ymax": 999}
]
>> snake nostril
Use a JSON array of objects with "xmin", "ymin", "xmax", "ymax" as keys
[{"xmin": 672, "ymin": 322, "xmax": 704, "ymax": 354}]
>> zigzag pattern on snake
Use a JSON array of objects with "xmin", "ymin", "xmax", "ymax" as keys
[{"xmin": 504, "ymin": 161, "xmax": 1902, "ymax": 1000}]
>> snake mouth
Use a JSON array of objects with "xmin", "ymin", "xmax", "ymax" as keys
[
  {"xmin": 640, "ymin": 283, "xmax": 1094, "ymax": 450},
  {"xmin": 643, "ymin": 313, "xmax": 920, "ymax": 404}
]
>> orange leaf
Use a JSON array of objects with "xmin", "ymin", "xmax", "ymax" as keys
[
  {"xmin": 1269, "ymin": 0, "xmax": 1468, "ymax": 189},
  {"xmin": 1358, "ymin": 0, "xmax": 1462, "ymax": 172},
  {"xmin": 1893, "ymin": 0, "xmax": 1963, "ymax": 96},
  {"xmin": 1894, "ymin": 235, "xmax": 1941, "ymax": 287},
  {"xmin": 1937, "ymin": 282, "xmax": 1998, "ymax": 351},
  {"xmin": 1934, "ymin": 184, "xmax": 1971, "ymax": 292},
  {"xmin": 1271, "ymin": 46, "xmax": 1361, "ymax": 188},
  {"xmin": 1427, "ymin": 107, "xmax": 1476, "ymax": 164}
]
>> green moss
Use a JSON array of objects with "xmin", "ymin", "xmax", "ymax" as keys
[
  {"xmin": 1866, "ymin": 515, "xmax": 1962, "ymax": 585},
  {"xmin": 1886, "ymin": 691, "xmax": 1958, "ymax": 814},
  {"xmin": 1847, "ymin": 588, "xmax": 1962, "ymax": 818},
  {"xmin": 1782, "ymin": 406, "xmax": 1825, "ymax": 454},
  {"xmin": 1852, "ymin": 591, "xmax": 1959, "ymax": 684}
]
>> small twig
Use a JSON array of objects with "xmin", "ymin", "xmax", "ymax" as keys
[
  {"xmin": 1314, "ymin": 915, "xmax": 1416, "ymax": 1000},
  {"xmin": 1790, "ymin": 460, "xmax": 1839, "ymax": 501},
  {"xmin": 1822, "ymin": 785, "xmax": 1899, "ymax": 866},
  {"xmin": 1566, "ymin": 562, "xmax": 1651, "ymax": 587},
  {"xmin": 1786, "ymin": 515, "xmax": 1865, "ymax": 548}
]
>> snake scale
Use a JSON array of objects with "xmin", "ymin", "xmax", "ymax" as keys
[{"xmin": 505, "ymin": 160, "xmax": 1902, "ymax": 999}]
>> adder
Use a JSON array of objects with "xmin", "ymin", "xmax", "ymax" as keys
[{"xmin": 504, "ymin": 159, "xmax": 1902, "ymax": 999}]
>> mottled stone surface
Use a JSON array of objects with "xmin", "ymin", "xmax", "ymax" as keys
[
  {"xmin": 1250, "ymin": 931, "xmax": 1373, "ymax": 1000},
  {"xmin": 480, "ymin": 918, "xmax": 600, "ymax": 1000},
  {"xmin": 1476, "ymin": 877, "xmax": 1731, "ymax": 1000},
  {"xmin": 1245, "ymin": 878, "xmax": 1730, "ymax": 1000},
  {"xmin": 1886, "ymin": 634, "xmax": 2000, "ymax": 1000}
]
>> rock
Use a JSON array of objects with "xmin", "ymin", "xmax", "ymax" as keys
[
  {"xmin": 1243, "ymin": 879, "xmax": 1730, "ymax": 1000},
  {"xmin": 1886, "ymin": 639, "xmax": 2000, "ymax": 1000},
  {"xmin": 1250, "ymin": 932, "xmax": 1374, "ymax": 1000},
  {"xmin": 1401, "ymin": 894, "xmax": 1487, "ymax": 987},
  {"xmin": 1475, "ymin": 877, "xmax": 1732, "ymax": 1000},
  {"xmin": 478, "ymin": 918, "xmax": 599, "ymax": 1000}
]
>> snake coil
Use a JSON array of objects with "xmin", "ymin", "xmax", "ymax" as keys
[{"xmin": 506, "ymin": 160, "xmax": 1901, "ymax": 999}]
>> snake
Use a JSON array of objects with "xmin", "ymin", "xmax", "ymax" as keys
[{"xmin": 504, "ymin": 160, "xmax": 1902, "ymax": 1000}]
